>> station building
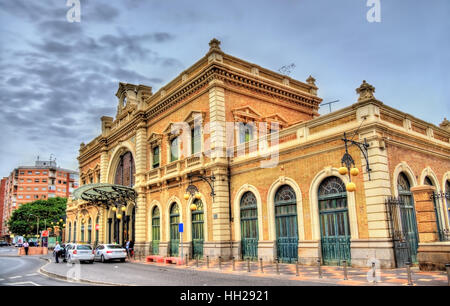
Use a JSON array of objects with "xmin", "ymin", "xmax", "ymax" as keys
[{"xmin": 66, "ymin": 39, "xmax": 450, "ymax": 268}]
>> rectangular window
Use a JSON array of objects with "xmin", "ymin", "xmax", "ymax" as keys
[
  {"xmin": 34, "ymin": 187, "xmax": 39, "ymax": 191},
  {"xmin": 35, "ymin": 171, "xmax": 40, "ymax": 175},
  {"xmin": 152, "ymin": 146, "xmax": 160, "ymax": 168},
  {"xmin": 170, "ymin": 137, "xmax": 179, "ymax": 162},
  {"xmin": 42, "ymin": 179, "xmax": 47, "ymax": 183},
  {"xmin": 191, "ymin": 126, "xmax": 201, "ymax": 155},
  {"xmin": 34, "ymin": 195, "xmax": 39, "ymax": 199},
  {"xmin": 42, "ymin": 187, "xmax": 46, "ymax": 191},
  {"xmin": 239, "ymin": 122, "xmax": 255, "ymax": 144},
  {"xmin": 27, "ymin": 187, "xmax": 31, "ymax": 191},
  {"xmin": 43, "ymin": 171, "xmax": 47, "ymax": 175},
  {"xmin": 35, "ymin": 179, "xmax": 39, "ymax": 183},
  {"xmin": 28, "ymin": 171, "xmax": 32, "ymax": 175},
  {"xmin": 18, "ymin": 195, "xmax": 23, "ymax": 199},
  {"xmin": 26, "ymin": 195, "xmax": 31, "ymax": 199},
  {"xmin": 19, "ymin": 171, "xmax": 25, "ymax": 175},
  {"xmin": 27, "ymin": 179, "xmax": 32, "ymax": 183},
  {"xmin": 20, "ymin": 179, "xmax": 24, "ymax": 183}
]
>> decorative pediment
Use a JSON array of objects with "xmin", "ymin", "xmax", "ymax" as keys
[
  {"xmin": 147, "ymin": 132, "xmax": 163, "ymax": 147},
  {"xmin": 263, "ymin": 114, "xmax": 289, "ymax": 128},
  {"xmin": 163, "ymin": 122, "xmax": 189, "ymax": 139},
  {"xmin": 183, "ymin": 110, "xmax": 206, "ymax": 125},
  {"xmin": 232, "ymin": 106, "xmax": 262, "ymax": 122}
]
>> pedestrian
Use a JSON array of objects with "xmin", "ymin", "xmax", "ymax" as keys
[
  {"xmin": 54, "ymin": 241, "xmax": 61, "ymax": 263},
  {"xmin": 125, "ymin": 240, "xmax": 131, "ymax": 259},
  {"xmin": 129, "ymin": 240, "xmax": 134, "ymax": 258},
  {"xmin": 23, "ymin": 241, "xmax": 29, "ymax": 255}
]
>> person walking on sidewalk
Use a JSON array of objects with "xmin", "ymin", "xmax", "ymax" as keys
[
  {"xmin": 54, "ymin": 241, "xmax": 61, "ymax": 263},
  {"xmin": 125, "ymin": 240, "xmax": 131, "ymax": 259},
  {"xmin": 23, "ymin": 241, "xmax": 29, "ymax": 255}
]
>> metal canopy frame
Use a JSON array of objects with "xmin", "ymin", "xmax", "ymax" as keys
[{"xmin": 72, "ymin": 183, "xmax": 137, "ymax": 208}]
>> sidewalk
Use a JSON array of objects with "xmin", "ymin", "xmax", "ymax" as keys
[{"xmin": 39, "ymin": 254, "xmax": 449, "ymax": 286}]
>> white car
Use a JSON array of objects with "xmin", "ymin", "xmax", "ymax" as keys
[
  {"xmin": 66, "ymin": 244, "xmax": 94, "ymax": 264},
  {"xmin": 94, "ymin": 244, "xmax": 127, "ymax": 263}
]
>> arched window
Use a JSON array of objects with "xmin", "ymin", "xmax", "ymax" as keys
[
  {"xmin": 169, "ymin": 203, "xmax": 180, "ymax": 256},
  {"xmin": 152, "ymin": 206, "xmax": 160, "ymax": 255},
  {"xmin": 396, "ymin": 172, "xmax": 418, "ymax": 263},
  {"xmin": 240, "ymin": 191, "xmax": 258, "ymax": 260},
  {"xmin": 68, "ymin": 222, "xmax": 72, "ymax": 243},
  {"xmin": 192, "ymin": 199, "xmax": 204, "ymax": 258},
  {"xmin": 318, "ymin": 176, "xmax": 350, "ymax": 265},
  {"xmin": 424, "ymin": 176, "xmax": 433, "ymax": 186},
  {"xmin": 274, "ymin": 185, "xmax": 298, "ymax": 263},
  {"xmin": 114, "ymin": 152, "xmax": 135, "ymax": 187},
  {"xmin": 80, "ymin": 220, "xmax": 85, "ymax": 243},
  {"xmin": 73, "ymin": 221, "xmax": 77, "ymax": 243},
  {"xmin": 95, "ymin": 216, "xmax": 99, "ymax": 245},
  {"xmin": 87, "ymin": 218, "xmax": 92, "ymax": 244}
]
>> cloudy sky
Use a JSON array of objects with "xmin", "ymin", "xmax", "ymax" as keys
[{"xmin": 0, "ymin": 0, "xmax": 448, "ymax": 177}]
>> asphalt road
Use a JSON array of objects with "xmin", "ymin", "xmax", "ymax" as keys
[{"xmin": 0, "ymin": 252, "xmax": 89, "ymax": 286}]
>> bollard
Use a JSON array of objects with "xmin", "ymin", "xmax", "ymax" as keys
[
  {"xmin": 260, "ymin": 258, "xmax": 264, "ymax": 273},
  {"xmin": 317, "ymin": 259, "xmax": 322, "ymax": 278},
  {"xmin": 446, "ymin": 264, "xmax": 450, "ymax": 286},
  {"xmin": 232, "ymin": 256, "xmax": 235, "ymax": 271},
  {"xmin": 219, "ymin": 256, "xmax": 222, "ymax": 270},
  {"xmin": 206, "ymin": 256, "xmax": 209, "ymax": 269},
  {"xmin": 342, "ymin": 260, "xmax": 348, "ymax": 280},
  {"xmin": 276, "ymin": 258, "xmax": 280, "ymax": 275},
  {"xmin": 247, "ymin": 258, "xmax": 251, "ymax": 272},
  {"xmin": 406, "ymin": 262, "xmax": 413, "ymax": 286},
  {"xmin": 295, "ymin": 260, "xmax": 299, "ymax": 277},
  {"xmin": 372, "ymin": 262, "xmax": 376, "ymax": 282},
  {"xmin": 185, "ymin": 254, "xmax": 188, "ymax": 266}
]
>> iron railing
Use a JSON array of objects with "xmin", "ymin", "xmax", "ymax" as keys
[{"xmin": 431, "ymin": 192, "xmax": 450, "ymax": 242}]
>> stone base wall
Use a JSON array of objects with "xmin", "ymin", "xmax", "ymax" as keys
[
  {"xmin": 350, "ymin": 239, "xmax": 396, "ymax": 269},
  {"xmin": 203, "ymin": 241, "xmax": 233, "ymax": 259},
  {"xmin": 418, "ymin": 242, "xmax": 450, "ymax": 271}
]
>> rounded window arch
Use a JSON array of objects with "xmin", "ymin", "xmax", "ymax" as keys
[
  {"xmin": 240, "ymin": 191, "xmax": 258, "ymax": 260},
  {"xmin": 114, "ymin": 151, "xmax": 135, "ymax": 187},
  {"xmin": 152, "ymin": 206, "xmax": 160, "ymax": 255},
  {"xmin": 424, "ymin": 176, "xmax": 434, "ymax": 187}
]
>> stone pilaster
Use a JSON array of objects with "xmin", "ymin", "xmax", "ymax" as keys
[
  {"xmin": 208, "ymin": 80, "xmax": 226, "ymax": 158},
  {"xmin": 134, "ymin": 122, "xmax": 148, "ymax": 253},
  {"xmin": 100, "ymin": 147, "xmax": 109, "ymax": 183},
  {"xmin": 411, "ymin": 185, "xmax": 438, "ymax": 243}
]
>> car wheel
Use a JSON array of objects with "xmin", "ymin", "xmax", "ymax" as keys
[
  {"xmin": 101, "ymin": 255, "xmax": 106, "ymax": 263},
  {"xmin": 120, "ymin": 258, "xmax": 125, "ymax": 263}
]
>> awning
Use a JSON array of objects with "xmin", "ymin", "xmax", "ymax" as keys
[{"xmin": 72, "ymin": 183, "xmax": 136, "ymax": 204}]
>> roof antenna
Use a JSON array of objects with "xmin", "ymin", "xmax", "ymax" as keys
[
  {"xmin": 321, "ymin": 100, "xmax": 340, "ymax": 113},
  {"xmin": 278, "ymin": 63, "xmax": 296, "ymax": 76}
]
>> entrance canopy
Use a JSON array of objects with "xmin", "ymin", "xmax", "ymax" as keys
[{"xmin": 72, "ymin": 183, "xmax": 136, "ymax": 205}]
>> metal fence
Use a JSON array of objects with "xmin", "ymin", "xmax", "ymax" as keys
[{"xmin": 431, "ymin": 192, "xmax": 450, "ymax": 242}]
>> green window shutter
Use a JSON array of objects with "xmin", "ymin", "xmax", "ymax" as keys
[
  {"xmin": 170, "ymin": 138, "xmax": 178, "ymax": 162},
  {"xmin": 152, "ymin": 146, "xmax": 160, "ymax": 168},
  {"xmin": 191, "ymin": 127, "xmax": 201, "ymax": 154}
]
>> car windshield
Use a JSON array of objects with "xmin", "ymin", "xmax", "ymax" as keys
[
  {"xmin": 106, "ymin": 245, "xmax": 123, "ymax": 249},
  {"xmin": 77, "ymin": 245, "xmax": 92, "ymax": 250}
]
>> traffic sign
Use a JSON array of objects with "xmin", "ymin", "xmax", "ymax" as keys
[{"xmin": 179, "ymin": 223, "xmax": 184, "ymax": 233}]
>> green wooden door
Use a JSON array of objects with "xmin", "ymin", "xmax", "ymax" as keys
[
  {"xmin": 169, "ymin": 203, "xmax": 179, "ymax": 256},
  {"xmin": 152, "ymin": 206, "xmax": 160, "ymax": 255},
  {"xmin": 318, "ymin": 177, "xmax": 351, "ymax": 266},
  {"xmin": 275, "ymin": 185, "xmax": 298, "ymax": 263},
  {"xmin": 398, "ymin": 173, "xmax": 418, "ymax": 264},
  {"xmin": 192, "ymin": 199, "xmax": 204, "ymax": 258},
  {"xmin": 240, "ymin": 191, "xmax": 258, "ymax": 260}
]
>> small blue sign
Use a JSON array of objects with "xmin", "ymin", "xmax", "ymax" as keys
[{"xmin": 179, "ymin": 223, "xmax": 184, "ymax": 233}]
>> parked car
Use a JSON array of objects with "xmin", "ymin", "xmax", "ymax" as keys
[
  {"xmin": 0, "ymin": 241, "xmax": 10, "ymax": 247},
  {"xmin": 15, "ymin": 243, "xmax": 23, "ymax": 247},
  {"xmin": 65, "ymin": 244, "xmax": 94, "ymax": 264},
  {"xmin": 94, "ymin": 244, "xmax": 127, "ymax": 263}
]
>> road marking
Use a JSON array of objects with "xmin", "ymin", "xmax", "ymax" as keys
[
  {"xmin": 5, "ymin": 281, "xmax": 41, "ymax": 286},
  {"xmin": 0, "ymin": 278, "xmax": 4, "ymax": 281},
  {"xmin": 26, "ymin": 273, "xmax": 38, "ymax": 276},
  {"xmin": 9, "ymin": 276, "xmax": 22, "ymax": 279}
]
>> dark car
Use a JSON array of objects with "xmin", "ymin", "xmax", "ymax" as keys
[{"xmin": 0, "ymin": 241, "xmax": 9, "ymax": 247}]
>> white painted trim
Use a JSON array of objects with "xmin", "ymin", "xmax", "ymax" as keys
[
  {"xmin": 392, "ymin": 162, "xmax": 417, "ymax": 197},
  {"xmin": 106, "ymin": 141, "xmax": 136, "ymax": 184}
]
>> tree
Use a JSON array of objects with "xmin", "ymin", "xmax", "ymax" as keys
[{"xmin": 8, "ymin": 197, "xmax": 67, "ymax": 237}]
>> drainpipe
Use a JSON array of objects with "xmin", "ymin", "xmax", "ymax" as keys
[{"xmin": 228, "ymin": 160, "xmax": 233, "ymax": 259}]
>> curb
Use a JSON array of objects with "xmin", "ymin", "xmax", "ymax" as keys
[{"xmin": 38, "ymin": 259, "xmax": 132, "ymax": 286}]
